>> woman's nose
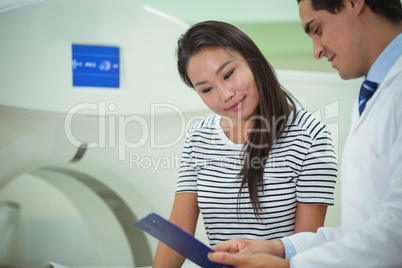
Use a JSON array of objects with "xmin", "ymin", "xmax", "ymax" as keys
[{"xmin": 219, "ymin": 85, "xmax": 235, "ymax": 102}]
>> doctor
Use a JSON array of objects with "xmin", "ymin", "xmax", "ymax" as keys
[{"xmin": 207, "ymin": 0, "xmax": 402, "ymax": 267}]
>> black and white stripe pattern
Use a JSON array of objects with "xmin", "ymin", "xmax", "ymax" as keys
[{"xmin": 176, "ymin": 110, "xmax": 337, "ymax": 245}]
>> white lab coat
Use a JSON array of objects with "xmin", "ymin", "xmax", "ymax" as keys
[{"xmin": 288, "ymin": 55, "xmax": 402, "ymax": 268}]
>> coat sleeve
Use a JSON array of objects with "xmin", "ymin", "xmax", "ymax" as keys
[
  {"xmin": 289, "ymin": 70, "xmax": 402, "ymax": 268},
  {"xmin": 286, "ymin": 226, "xmax": 342, "ymax": 254},
  {"xmin": 292, "ymin": 170, "xmax": 402, "ymax": 268}
]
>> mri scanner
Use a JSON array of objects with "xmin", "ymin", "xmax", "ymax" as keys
[{"xmin": 0, "ymin": 0, "xmax": 362, "ymax": 267}]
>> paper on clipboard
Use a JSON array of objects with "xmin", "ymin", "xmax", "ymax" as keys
[{"xmin": 134, "ymin": 213, "xmax": 231, "ymax": 268}]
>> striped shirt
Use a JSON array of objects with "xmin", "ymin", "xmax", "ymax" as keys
[{"xmin": 175, "ymin": 109, "xmax": 337, "ymax": 246}]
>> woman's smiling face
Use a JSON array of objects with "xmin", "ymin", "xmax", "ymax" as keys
[{"xmin": 187, "ymin": 46, "xmax": 260, "ymax": 123}]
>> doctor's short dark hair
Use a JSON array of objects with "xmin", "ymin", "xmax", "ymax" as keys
[{"xmin": 296, "ymin": 0, "xmax": 402, "ymax": 24}]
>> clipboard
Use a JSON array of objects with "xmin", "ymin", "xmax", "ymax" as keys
[{"xmin": 134, "ymin": 213, "xmax": 232, "ymax": 268}]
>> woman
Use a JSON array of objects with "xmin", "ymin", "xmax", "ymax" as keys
[{"xmin": 153, "ymin": 20, "xmax": 337, "ymax": 267}]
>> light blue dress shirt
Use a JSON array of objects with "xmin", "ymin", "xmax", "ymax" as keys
[{"xmin": 280, "ymin": 32, "xmax": 402, "ymax": 268}]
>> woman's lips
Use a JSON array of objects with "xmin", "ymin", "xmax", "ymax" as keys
[{"xmin": 228, "ymin": 96, "xmax": 246, "ymax": 112}]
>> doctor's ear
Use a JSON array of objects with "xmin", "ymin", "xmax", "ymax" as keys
[{"xmin": 349, "ymin": 0, "xmax": 365, "ymax": 16}]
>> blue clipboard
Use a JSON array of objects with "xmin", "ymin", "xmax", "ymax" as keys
[{"xmin": 134, "ymin": 213, "xmax": 232, "ymax": 268}]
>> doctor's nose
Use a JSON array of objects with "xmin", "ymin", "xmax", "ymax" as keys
[{"xmin": 313, "ymin": 38, "xmax": 324, "ymax": 60}]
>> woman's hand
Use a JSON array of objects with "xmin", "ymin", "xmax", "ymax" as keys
[
  {"xmin": 207, "ymin": 239, "xmax": 289, "ymax": 268},
  {"xmin": 211, "ymin": 238, "xmax": 286, "ymax": 257},
  {"xmin": 207, "ymin": 251, "xmax": 289, "ymax": 268}
]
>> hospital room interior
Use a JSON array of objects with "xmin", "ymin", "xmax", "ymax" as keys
[{"xmin": 0, "ymin": 0, "xmax": 363, "ymax": 267}]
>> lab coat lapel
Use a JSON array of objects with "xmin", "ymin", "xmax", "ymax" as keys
[{"xmin": 348, "ymin": 56, "xmax": 402, "ymax": 135}]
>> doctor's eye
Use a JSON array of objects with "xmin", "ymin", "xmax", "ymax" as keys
[{"xmin": 314, "ymin": 26, "xmax": 322, "ymax": 36}]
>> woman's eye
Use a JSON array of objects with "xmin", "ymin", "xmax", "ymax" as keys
[
  {"xmin": 202, "ymin": 87, "xmax": 212, "ymax": 94},
  {"xmin": 224, "ymin": 69, "xmax": 235, "ymax": 80}
]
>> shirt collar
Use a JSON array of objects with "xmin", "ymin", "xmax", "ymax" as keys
[{"xmin": 366, "ymin": 33, "xmax": 402, "ymax": 84}]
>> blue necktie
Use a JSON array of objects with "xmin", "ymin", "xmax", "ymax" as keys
[{"xmin": 358, "ymin": 80, "xmax": 379, "ymax": 116}]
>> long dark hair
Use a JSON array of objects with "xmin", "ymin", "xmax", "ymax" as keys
[
  {"xmin": 176, "ymin": 20, "xmax": 296, "ymax": 218},
  {"xmin": 297, "ymin": 0, "xmax": 402, "ymax": 24}
]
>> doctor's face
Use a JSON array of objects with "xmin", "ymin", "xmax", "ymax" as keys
[
  {"xmin": 187, "ymin": 46, "xmax": 259, "ymax": 122},
  {"xmin": 298, "ymin": 0, "xmax": 368, "ymax": 79}
]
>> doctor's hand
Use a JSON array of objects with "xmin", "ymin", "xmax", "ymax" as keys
[
  {"xmin": 207, "ymin": 251, "xmax": 290, "ymax": 268},
  {"xmin": 210, "ymin": 238, "xmax": 286, "ymax": 258}
]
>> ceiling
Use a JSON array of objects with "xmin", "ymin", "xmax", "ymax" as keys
[
  {"xmin": 142, "ymin": 0, "xmax": 301, "ymax": 24},
  {"xmin": 0, "ymin": 0, "xmax": 336, "ymax": 72},
  {"xmin": 142, "ymin": 0, "xmax": 335, "ymax": 72}
]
